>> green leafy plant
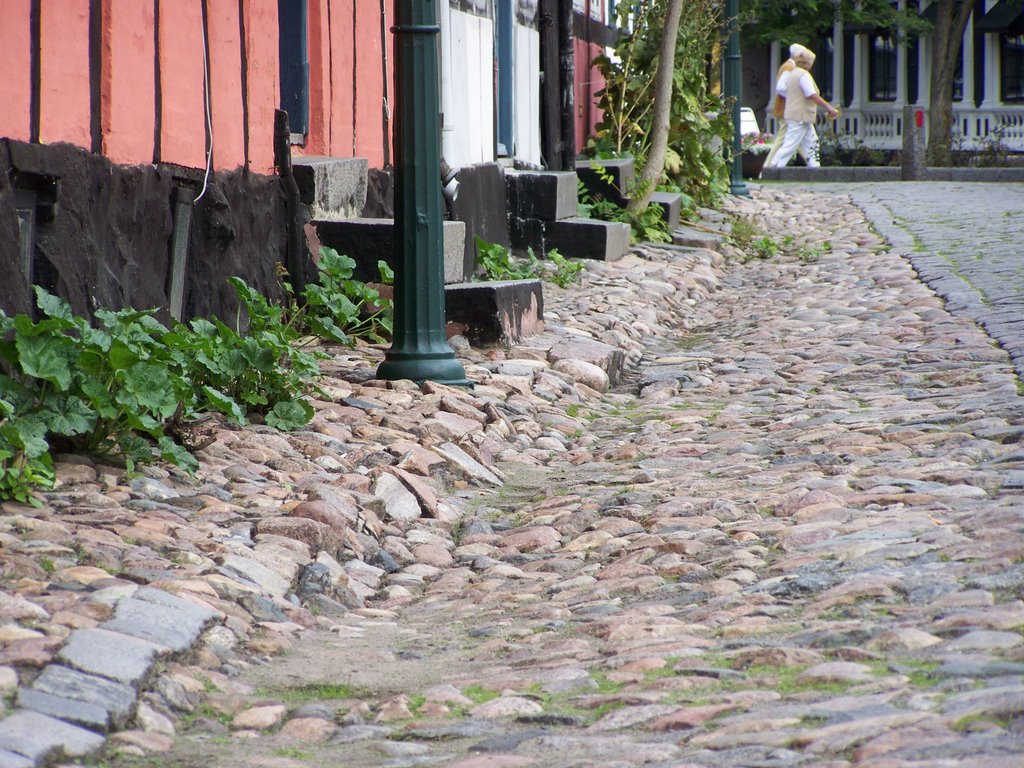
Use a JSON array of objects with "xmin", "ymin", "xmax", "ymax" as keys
[
  {"xmin": 577, "ymin": 167, "xmax": 672, "ymax": 244},
  {"xmin": 475, "ymin": 236, "xmax": 541, "ymax": 281},
  {"xmin": 298, "ymin": 248, "xmax": 393, "ymax": 345},
  {"xmin": 474, "ymin": 239, "xmax": 584, "ymax": 288},
  {"xmin": 0, "ymin": 289, "xmax": 199, "ymax": 502},
  {"xmin": 545, "ymin": 249, "xmax": 584, "ymax": 288},
  {"xmin": 590, "ymin": 0, "xmax": 730, "ymax": 208}
]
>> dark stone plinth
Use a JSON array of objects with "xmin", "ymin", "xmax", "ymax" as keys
[
  {"xmin": 444, "ymin": 280, "xmax": 544, "ymax": 346},
  {"xmin": 0, "ymin": 139, "xmax": 291, "ymax": 324},
  {"xmin": 506, "ymin": 170, "xmax": 579, "ymax": 221},
  {"xmin": 650, "ymin": 191, "xmax": 682, "ymax": 230},
  {"xmin": 576, "ymin": 157, "xmax": 635, "ymax": 206},
  {"xmin": 544, "ymin": 217, "xmax": 631, "ymax": 262},
  {"xmin": 314, "ymin": 218, "xmax": 467, "ymax": 284},
  {"xmin": 448, "ymin": 162, "xmax": 510, "ymax": 278},
  {"xmin": 292, "ymin": 156, "xmax": 368, "ymax": 220},
  {"xmin": 508, "ymin": 215, "xmax": 547, "ymax": 256}
]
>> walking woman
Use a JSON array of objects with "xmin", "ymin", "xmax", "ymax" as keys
[
  {"xmin": 766, "ymin": 47, "xmax": 839, "ymax": 168},
  {"xmin": 764, "ymin": 43, "xmax": 809, "ymax": 166}
]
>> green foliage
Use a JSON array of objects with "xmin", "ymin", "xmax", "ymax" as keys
[
  {"xmin": 728, "ymin": 219, "xmax": 830, "ymax": 264},
  {"xmin": 740, "ymin": 0, "xmax": 931, "ymax": 48},
  {"xmin": 474, "ymin": 238, "xmax": 584, "ymax": 288},
  {"xmin": 545, "ymin": 249, "xmax": 585, "ymax": 288},
  {"xmin": 577, "ymin": 168, "xmax": 673, "ymax": 244},
  {"xmin": 298, "ymin": 248, "xmax": 393, "ymax": 345},
  {"xmin": 590, "ymin": 0, "xmax": 730, "ymax": 208},
  {"xmin": 0, "ymin": 290, "xmax": 197, "ymax": 478},
  {"xmin": 0, "ymin": 251, "xmax": 395, "ymax": 501},
  {"xmin": 475, "ymin": 236, "xmax": 541, "ymax": 281}
]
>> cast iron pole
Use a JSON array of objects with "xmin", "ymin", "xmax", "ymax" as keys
[
  {"xmin": 377, "ymin": 0, "xmax": 470, "ymax": 386},
  {"xmin": 724, "ymin": 0, "xmax": 749, "ymax": 197}
]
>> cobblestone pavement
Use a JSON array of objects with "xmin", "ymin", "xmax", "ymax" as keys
[
  {"xmin": 792, "ymin": 181, "xmax": 1024, "ymax": 382},
  {"xmin": 1, "ymin": 187, "xmax": 1023, "ymax": 768}
]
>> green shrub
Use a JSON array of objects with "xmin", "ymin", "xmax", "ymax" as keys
[{"xmin": 474, "ymin": 238, "xmax": 584, "ymax": 288}]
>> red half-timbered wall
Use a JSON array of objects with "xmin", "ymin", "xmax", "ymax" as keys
[{"xmin": 0, "ymin": 0, "xmax": 393, "ymax": 173}]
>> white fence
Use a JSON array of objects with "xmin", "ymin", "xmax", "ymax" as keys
[{"xmin": 768, "ymin": 106, "xmax": 1024, "ymax": 151}]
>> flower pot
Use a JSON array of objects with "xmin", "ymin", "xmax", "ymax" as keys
[{"xmin": 742, "ymin": 152, "xmax": 767, "ymax": 179}]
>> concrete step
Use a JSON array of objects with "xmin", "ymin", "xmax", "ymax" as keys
[
  {"xmin": 313, "ymin": 218, "xmax": 467, "ymax": 284},
  {"xmin": 506, "ymin": 170, "xmax": 579, "ymax": 221},
  {"xmin": 444, "ymin": 279, "xmax": 544, "ymax": 346},
  {"xmin": 576, "ymin": 157, "xmax": 634, "ymax": 207},
  {"xmin": 544, "ymin": 217, "xmax": 631, "ymax": 262},
  {"xmin": 672, "ymin": 223, "xmax": 725, "ymax": 250},
  {"xmin": 650, "ymin": 191, "xmax": 682, "ymax": 230},
  {"xmin": 292, "ymin": 156, "xmax": 369, "ymax": 221}
]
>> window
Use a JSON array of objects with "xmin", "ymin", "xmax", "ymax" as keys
[
  {"xmin": 869, "ymin": 33, "xmax": 897, "ymax": 101},
  {"xmin": 1003, "ymin": 34, "xmax": 1024, "ymax": 101},
  {"xmin": 817, "ymin": 35, "xmax": 835, "ymax": 102},
  {"xmin": 952, "ymin": 46, "xmax": 964, "ymax": 102}
]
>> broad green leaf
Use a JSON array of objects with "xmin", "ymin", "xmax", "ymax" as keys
[
  {"xmin": 41, "ymin": 395, "xmax": 96, "ymax": 436},
  {"xmin": 265, "ymin": 399, "xmax": 314, "ymax": 431},
  {"xmin": 15, "ymin": 334, "xmax": 73, "ymax": 390},
  {"xmin": 118, "ymin": 433, "xmax": 153, "ymax": 465},
  {"xmin": 199, "ymin": 386, "xmax": 247, "ymax": 424},
  {"xmin": 107, "ymin": 340, "xmax": 140, "ymax": 371},
  {"xmin": 33, "ymin": 287, "xmax": 75, "ymax": 322},
  {"xmin": 80, "ymin": 378, "xmax": 119, "ymax": 419},
  {"xmin": 9, "ymin": 415, "xmax": 49, "ymax": 458},
  {"xmin": 120, "ymin": 363, "xmax": 179, "ymax": 418},
  {"xmin": 157, "ymin": 436, "xmax": 199, "ymax": 474}
]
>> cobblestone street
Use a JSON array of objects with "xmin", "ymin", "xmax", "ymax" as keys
[
  {"xmin": 1, "ymin": 186, "xmax": 1022, "ymax": 768},
  {"xmin": 810, "ymin": 181, "xmax": 1024, "ymax": 381}
]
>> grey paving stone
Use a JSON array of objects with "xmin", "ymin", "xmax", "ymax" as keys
[
  {"xmin": 0, "ymin": 748, "xmax": 32, "ymax": 768},
  {"xmin": 102, "ymin": 589, "xmax": 217, "ymax": 653},
  {"xmin": 31, "ymin": 664, "xmax": 136, "ymax": 727},
  {"xmin": 16, "ymin": 687, "xmax": 111, "ymax": 731},
  {"xmin": 57, "ymin": 627, "xmax": 163, "ymax": 688},
  {"xmin": 0, "ymin": 710, "xmax": 105, "ymax": 762}
]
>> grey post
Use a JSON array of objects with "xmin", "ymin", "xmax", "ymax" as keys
[{"xmin": 902, "ymin": 106, "xmax": 926, "ymax": 180}]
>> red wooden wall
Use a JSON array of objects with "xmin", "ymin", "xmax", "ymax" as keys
[
  {"xmin": 300, "ymin": 0, "xmax": 392, "ymax": 167},
  {"xmin": 574, "ymin": 37, "xmax": 606, "ymax": 156},
  {"xmin": 0, "ymin": 0, "xmax": 394, "ymax": 174}
]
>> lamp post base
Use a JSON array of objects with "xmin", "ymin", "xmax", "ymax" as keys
[
  {"xmin": 730, "ymin": 177, "xmax": 751, "ymax": 196},
  {"xmin": 377, "ymin": 349, "xmax": 473, "ymax": 387}
]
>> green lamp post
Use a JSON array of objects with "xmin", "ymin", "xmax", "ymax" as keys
[
  {"xmin": 724, "ymin": 0, "xmax": 750, "ymax": 197},
  {"xmin": 376, "ymin": 0, "xmax": 471, "ymax": 386}
]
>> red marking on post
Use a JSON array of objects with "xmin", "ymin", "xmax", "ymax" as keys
[{"xmin": 915, "ymin": 110, "xmax": 924, "ymax": 128}]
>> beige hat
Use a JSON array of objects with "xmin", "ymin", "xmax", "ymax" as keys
[
  {"xmin": 789, "ymin": 43, "xmax": 809, "ymax": 58},
  {"xmin": 794, "ymin": 48, "xmax": 816, "ymax": 68}
]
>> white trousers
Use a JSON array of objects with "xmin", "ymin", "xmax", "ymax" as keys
[{"xmin": 768, "ymin": 119, "xmax": 819, "ymax": 168}]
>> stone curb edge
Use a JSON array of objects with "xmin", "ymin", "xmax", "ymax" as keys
[{"xmin": 0, "ymin": 587, "xmax": 220, "ymax": 767}]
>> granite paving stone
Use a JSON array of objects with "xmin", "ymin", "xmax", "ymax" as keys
[{"xmin": 2, "ymin": 185, "xmax": 1023, "ymax": 767}]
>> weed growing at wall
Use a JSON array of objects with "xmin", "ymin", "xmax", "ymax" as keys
[
  {"xmin": 474, "ymin": 238, "xmax": 584, "ymax": 288},
  {"xmin": 0, "ymin": 251, "xmax": 391, "ymax": 503}
]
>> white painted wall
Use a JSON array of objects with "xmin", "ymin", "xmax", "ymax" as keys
[
  {"xmin": 442, "ymin": 8, "xmax": 495, "ymax": 167},
  {"xmin": 513, "ymin": 23, "xmax": 541, "ymax": 167}
]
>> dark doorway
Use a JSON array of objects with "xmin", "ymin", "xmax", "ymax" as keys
[{"xmin": 278, "ymin": 0, "xmax": 309, "ymax": 139}]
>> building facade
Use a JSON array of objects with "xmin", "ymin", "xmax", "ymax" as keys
[{"xmin": 758, "ymin": 0, "xmax": 1024, "ymax": 151}]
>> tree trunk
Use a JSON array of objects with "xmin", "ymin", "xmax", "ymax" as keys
[
  {"xmin": 626, "ymin": 0, "xmax": 684, "ymax": 212},
  {"xmin": 926, "ymin": 0, "xmax": 975, "ymax": 166}
]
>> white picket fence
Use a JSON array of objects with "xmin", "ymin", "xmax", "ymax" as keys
[{"xmin": 768, "ymin": 106, "xmax": 1024, "ymax": 151}]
